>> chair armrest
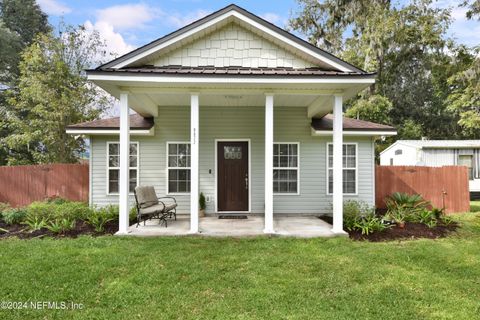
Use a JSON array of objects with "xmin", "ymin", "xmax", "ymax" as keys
[{"xmin": 158, "ymin": 196, "xmax": 177, "ymax": 204}]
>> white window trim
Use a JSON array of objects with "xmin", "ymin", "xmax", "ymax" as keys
[
  {"xmin": 273, "ymin": 142, "xmax": 300, "ymax": 196},
  {"xmin": 106, "ymin": 141, "xmax": 140, "ymax": 196},
  {"xmin": 458, "ymin": 154, "xmax": 474, "ymax": 181},
  {"xmin": 326, "ymin": 142, "xmax": 358, "ymax": 196},
  {"xmin": 166, "ymin": 141, "xmax": 191, "ymax": 195}
]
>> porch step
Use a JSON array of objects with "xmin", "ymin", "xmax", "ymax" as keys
[{"xmin": 218, "ymin": 214, "xmax": 248, "ymax": 219}]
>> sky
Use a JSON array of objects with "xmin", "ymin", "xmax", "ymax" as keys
[{"xmin": 36, "ymin": 0, "xmax": 480, "ymax": 59}]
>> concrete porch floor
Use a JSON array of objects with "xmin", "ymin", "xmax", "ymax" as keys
[{"xmin": 125, "ymin": 215, "xmax": 345, "ymax": 238}]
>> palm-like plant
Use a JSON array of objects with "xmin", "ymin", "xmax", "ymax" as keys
[{"xmin": 385, "ymin": 192, "xmax": 430, "ymax": 225}]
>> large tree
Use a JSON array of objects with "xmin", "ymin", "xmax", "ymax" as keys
[
  {"xmin": 445, "ymin": 2, "xmax": 480, "ymax": 137},
  {"xmin": 3, "ymin": 26, "xmax": 111, "ymax": 164},
  {"xmin": 0, "ymin": 0, "xmax": 51, "ymax": 85},
  {"xmin": 0, "ymin": 0, "xmax": 51, "ymax": 164},
  {"xmin": 289, "ymin": 0, "xmax": 465, "ymax": 140}
]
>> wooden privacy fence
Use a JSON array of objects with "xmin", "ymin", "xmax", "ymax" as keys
[
  {"xmin": 375, "ymin": 166, "xmax": 470, "ymax": 214},
  {"xmin": 0, "ymin": 164, "xmax": 88, "ymax": 207}
]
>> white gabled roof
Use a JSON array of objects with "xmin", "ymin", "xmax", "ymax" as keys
[
  {"xmin": 399, "ymin": 140, "xmax": 480, "ymax": 148},
  {"xmin": 97, "ymin": 4, "xmax": 365, "ymax": 73},
  {"xmin": 381, "ymin": 140, "xmax": 480, "ymax": 155}
]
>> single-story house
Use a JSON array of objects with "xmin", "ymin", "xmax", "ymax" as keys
[
  {"xmin": 380, "ymin": 140, "xmax": 480, "ymax": 196},
  {"xmin": 66, "ymin": 4, "xmax": 397, "ymax": 234}
]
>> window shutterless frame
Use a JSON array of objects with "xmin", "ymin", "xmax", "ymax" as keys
[
  {"xmin": 273, "ymin": 142, "xmax": 300, "ymax": 195},
  {"xmin": 326, "ymin": 142, "xmax": 358, "ymax": 196},
  {"xmin": 166, "ymin": 141, "xmax": 191, "ymax": 195},
  {"xmin": 106, "ymin": 141, "xmax": 139, "ymax": 195}
]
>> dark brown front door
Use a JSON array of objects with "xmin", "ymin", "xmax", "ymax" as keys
[{"xmin": 217, "ymin": 141, "xmax": 249, "ymax": 212}]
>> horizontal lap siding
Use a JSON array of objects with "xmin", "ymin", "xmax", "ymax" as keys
[
  {"xmin": 91, "ymin": 106, "xmax": 375, "ymax": 215},
  {"xmin": 91, "ymin": 107, "xmax": 190, "ymax": 212},
  {"xmin": 273, "ymin": 107, "xmax": 374, "ymax": 214}
]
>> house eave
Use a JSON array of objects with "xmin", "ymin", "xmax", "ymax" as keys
[
  {"xmin": 86, "ymin": 71, "xmax": 376, "ymax": 84},
  {"xmin": 65, "ymin": 128, "xmax": 155, "ymax": 136},
  {"xmin": 311, "ymin": 129, "xmax": 397, "ymax": 137}
]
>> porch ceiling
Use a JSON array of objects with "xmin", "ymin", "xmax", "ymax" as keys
[{"xmin": 92, "ymin": 77, "xmax": 371, "ymax": 118}]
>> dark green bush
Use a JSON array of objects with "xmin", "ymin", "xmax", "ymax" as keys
[
  {"xmin": 46, "ymin": 218, "xmax": 76, "ymax": 234},
  {"xmin": 85, "ymin": 209, "xmax": 113, "ymax": 232},
  {"xmin": 22, "ymin": 200, "xmax": 90, "ymax": 231},
  {"xmin": 26, "ymin": 201, "xmax": 91, "ymax": 223},
  {"xmin": 45, "ymin": 197, "xmax": 69, "ymax": 205},
  {"xmin": 385, "ymin": 192, "xmax": 430, "ymax": 224},
  {"xmin": 343, "ymin": 200, "xmax": 388, "ymax": 234},
  {"xmin": 416, "ymin": 209, "xmax": 438, "ymax": 228},
  {"xmin": 199, "ymin": 192, "xmax": 206, "ymax": 210},
  {"xmin": 2, "ymin": 208, "xmax": 28, "ymax": 225}
]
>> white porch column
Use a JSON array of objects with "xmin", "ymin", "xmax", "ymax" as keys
[
  {"xmin": 332, "ymin": 94, "xmax": 344, "ymax": 233},
  {"xmin": 189, "ymin": 93, "xmax": 199, "ymax": 233},
  {"xmin": 264, "ymin": 94, "xmax": 274, "ymax": 233},
  {"xmin": 118, "ymin": 92, "xmax": 130, "ymax": 234}
]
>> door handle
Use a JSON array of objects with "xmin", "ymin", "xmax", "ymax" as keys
[{"xmin": 245, "ymin": 175, "xmax": 248, "ymax": 190}]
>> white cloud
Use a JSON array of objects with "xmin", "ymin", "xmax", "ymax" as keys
[
  {"xmin": 82, "ymin": 4, "xmax": 213, "ymax": 62},
  {"xmin": 432, "ymin": 0, "xmax": 480, "ymax": 47},
  {"xmin": 166, "ymin": 9, "xmax": 211, "ymax": 28},
  {"xmin": 83, "ymin": 20, "xmax": 136, "ymax": 58},
  {"xmin": 95, "ymin": 3, "xmax": 160, "ymax": 31},
  {"xmin": 37, "ymin": 0, "xmax": 71, "ymax": 16},
  {"xmin": 261, "ymin": 13, "xmax": 281, "ymax": 24}
]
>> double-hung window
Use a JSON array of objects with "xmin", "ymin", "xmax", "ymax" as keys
[
  {"xmin": 273, "ymin": 143, "xmax": 299, "ymax": 194},
  {"xmin": 167, "ymin": 142, "xmax": 191, "ymax": 194},
  {"xmin": 458, "ymin": 154, "xmax": 474, "ymax": 180},
  {"xmin": 107, "ymin": 142, "xmax": 138, "ymax": 194},
  {"xmin": 327, "ymin": 143, "xmax": 357, "ymax": 195}
]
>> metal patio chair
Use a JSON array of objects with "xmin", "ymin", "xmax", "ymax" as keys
[{"xmin": 134, "ymin": 186, "xmax": 177, "ymax": 227}]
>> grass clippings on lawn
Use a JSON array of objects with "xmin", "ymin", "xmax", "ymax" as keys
[{"xmin": 0, "ymin": 213, "xmax": 479, "ymax": 320}]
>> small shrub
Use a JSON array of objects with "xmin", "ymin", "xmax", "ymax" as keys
[
  {"xmin": 430, "ymin": 207, "xmax": 444, "ymax": 219},
  {"xmin": 425, "ymin": 219, "xmax": 438, "ymax": 229},
  {"xmin": 440, "ymin": 215, "xmax": 455, "ymax": 226},
  {"xmin": 46, "ymin": 218, "xmax": 76, "ymax": 234},
  {"xmin": 45, "ymin": 197, "xmax": 69, "ymax": 205},
  {"xmin": 199, "ymin": 192, "xmax": 206, "ymax": 210},
  {"xmin": 2, "ymin": 208, "xmax": 28, "ymax": 225},
  {"xmin": 386, "ymin": 207, "xmax": 407, "ymax": 225},
  {"xmin": 344, "ymin": 200, "xmax": 363, "ymax": 231},
  {"xmin": 0, "ymin": 202, "xmax": 10, "ymax": 214},
  {"xmin": 102, "ymin": 205, "xmax": 119, "ymax": 220},
  {"xmin": 25, "ymin": 202, "xmax": 56, "ymax": 224},
  {"xmin": 57, "ymin": 202, "xmax": 92, "ymax": 221},
  {"xmin": 385, "ymin": 192, "xmax": 431, "ymax": 223},
  {"xmin": 23, "ymin": 216, "xmax": 47, "ymax": 231},
  {"xmin": 26, "ymin": 200, "xmax": 91, "ymax": 224},
  {"xmin": 86, "ymin": 208, "xmax": 114, "ymax": 232},
  {"xmin": 353, "ymin": 215, "xmax": 387, "ymax": 235},
  {"xmin": 386, "ymin": 192, "xmax": 430, "ymax": 216},
  {"xmin": 416, "ymin": 210, "xmax": 437, "ymax": 226},
  {"xmin": 343, "ymin": 200, "xmax": 388, "ymax": 234},
  {"xmin": 129, "ymin": 206, "xmax": 137, "ymax": 222}
]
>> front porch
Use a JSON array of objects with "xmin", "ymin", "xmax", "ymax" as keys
[{"xmin": 127, "ymin": 215, "xmax": 341, "ymax": 238}]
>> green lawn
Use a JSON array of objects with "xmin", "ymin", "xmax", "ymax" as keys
[
  {"xmin": 470, "ymin": 201, "xmax": 480, "ymax": 212},
  {"xmin": 1, "ymin": 214, "xmax": 480, "ymax": 320}
]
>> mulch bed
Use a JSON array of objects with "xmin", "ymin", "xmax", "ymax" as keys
[
  {"xmin": 318, "ymin": 216, "xmax": 458, "ymax": 242},
  {"xmin": 0, "ymin": 220, "xmax": 120, "ymax": 239}
]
